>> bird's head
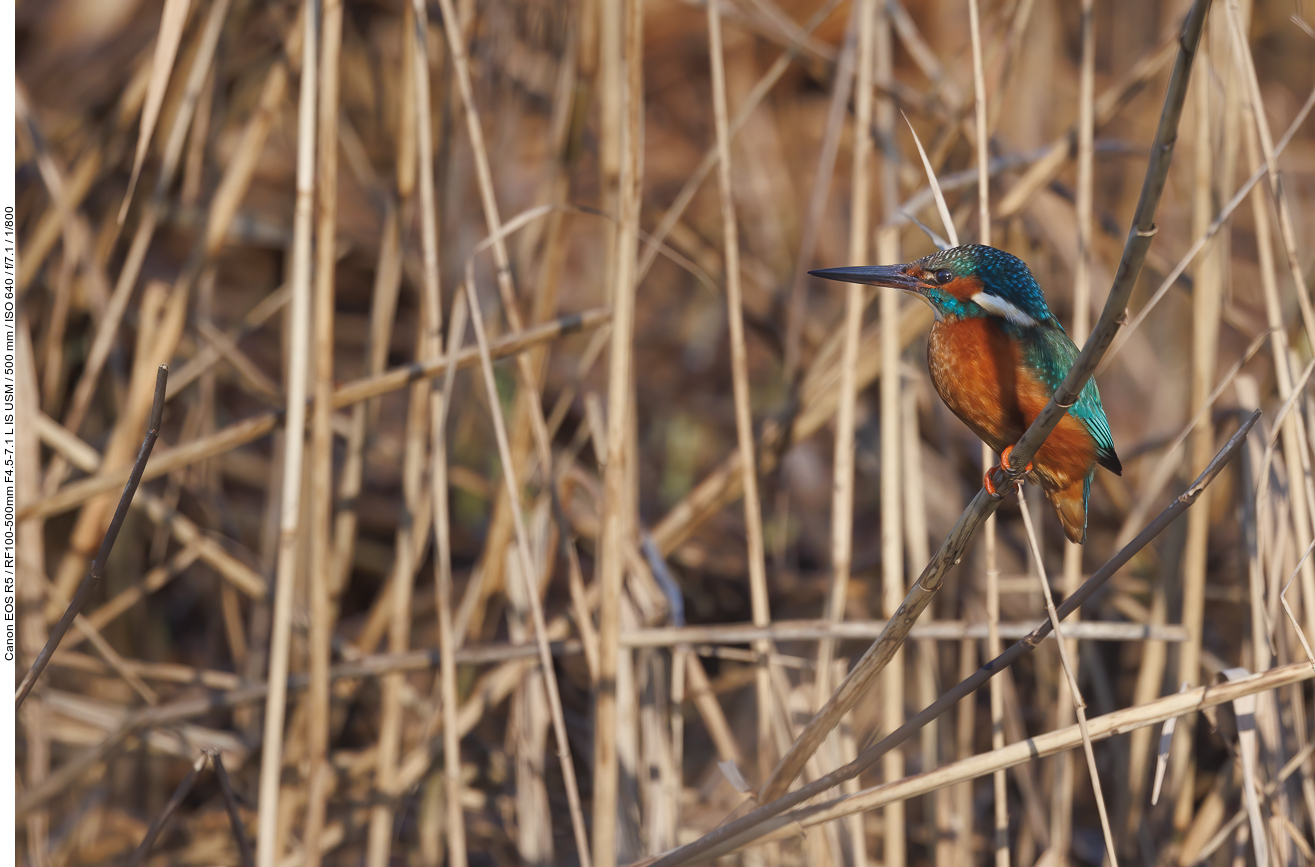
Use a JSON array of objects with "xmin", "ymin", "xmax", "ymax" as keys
[{"xmin": 811, "ymin": 244, "xmax": 1055, "ymax": 327}]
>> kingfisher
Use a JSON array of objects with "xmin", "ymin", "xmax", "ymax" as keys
[{"xmin": 811, "ymin": 244, "xmax": 1122, "ymax": 544}]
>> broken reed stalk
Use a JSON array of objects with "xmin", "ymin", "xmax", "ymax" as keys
[
  {"xmin": 754, "ymin": 0, "xmax": 1214, "ymax": 806},
  {"xmin": 16, "ymin": 364, "xmax": 168, "ymax": 709},
  {"xmin": 213, "ymin": 752, "xmax": 255, "ymax": 867},
  {"xmin": 644, "ymin": 409, "xmax": 1260, "ymax": 867},
  {"xmin": 128, "ymin": 751, "xmax": 209, "ymax": 867},
  {"xmin": 37, "ymin": 0, "xmax": 232, "ymax": 487}
]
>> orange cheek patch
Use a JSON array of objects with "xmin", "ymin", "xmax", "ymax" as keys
[{"xmin": 942, "ymin": 275, "xmax": 983, "ymax": 302}]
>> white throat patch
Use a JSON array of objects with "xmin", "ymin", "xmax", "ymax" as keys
[{"xmin": 972, "ymin": 291, "xmax": 1039, "ymax": 327}]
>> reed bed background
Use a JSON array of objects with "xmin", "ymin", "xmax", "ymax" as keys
[{"xmin": 13, "ymin": 0, "xmax": 1315, "ymax": 864}]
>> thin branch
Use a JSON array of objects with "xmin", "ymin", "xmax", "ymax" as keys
[
  {"xmin": 738, "ymin": 660, "xmax": 1315, "ymax": 853},
  {"xmin": 128, "ymin": 751, "xmax": 210, "ymax": 866},
  {"xmin": 754, "ymin": 0, "xmax": 1214, "ymax": 805},
  {"xmin": 644, "ymin": 407, "xmax": 1259, "ymax": 866},
  {"xmin": 16, "ymin": 365, "xmax": 168, "ymax": 708},
  {"xmin": 214, "ymin": 752, "xmax": 255, "ymax": 867}
]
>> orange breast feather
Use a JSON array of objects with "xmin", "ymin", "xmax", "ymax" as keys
[
  {"xmin": 927, "ymin": 318, "xmax": 1098, "ymax": 492},
  {"xmin": 927, "ymin": 318, "xmax": 1023, "ymax": 452}
]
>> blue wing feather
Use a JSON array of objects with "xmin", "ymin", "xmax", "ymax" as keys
[{"xmin": 1022, "ymin": 322, "xmax": 1122, "ymax": 475}]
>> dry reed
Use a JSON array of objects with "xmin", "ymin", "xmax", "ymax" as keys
[{"xmin": 14, "ymin": 0, "xmax": 1315, "ymax": 864}]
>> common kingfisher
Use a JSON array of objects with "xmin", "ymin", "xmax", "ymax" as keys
[{"xmin": 811, "ymin": 244, "xmax": 1122, "ymax": 544}]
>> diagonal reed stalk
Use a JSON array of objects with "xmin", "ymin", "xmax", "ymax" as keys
[
  {"xmin": 644, "ymin": 409, "xmax": 1259, "ymax": 866},
  {"xmin": 751, "ymin": 0, "xmax": 1215, "ymax": 808},
  {"xmin": 716, "ymin": 656, "xmax": 1313, "ymax": 855},
  {"xmin": 16, "ymin": 366, "xmax": 169, "ymax": 708},
  {"xmin": 649, "ymin": 1, "xmax": 1216, "ymax": 860},
  {"xmin": 22, "ymin": 0, "xmax": 1315, "ymax": 861}
]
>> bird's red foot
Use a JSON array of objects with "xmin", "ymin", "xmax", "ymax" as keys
[{"xmin": 984, "ymin": 445, "xmax": 1033, "ymax": 498}]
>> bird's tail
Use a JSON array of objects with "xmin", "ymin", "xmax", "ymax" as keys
[{"xmin": 1044, "ymin": 473, "xmax": 1091, "ymax": 545}]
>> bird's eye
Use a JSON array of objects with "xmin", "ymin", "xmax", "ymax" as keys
[{"xmin": 935, "ymin": 269, "xmax": 953, "ymax": 284}]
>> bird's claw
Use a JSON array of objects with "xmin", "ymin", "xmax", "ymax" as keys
[
  {"xmin": 1000, "ymin": 444, "xmax": 1033, "ymax": 475},
  {"xmin": 984, "ymin": 445, "xmax": 1032, "ymax": 498}
]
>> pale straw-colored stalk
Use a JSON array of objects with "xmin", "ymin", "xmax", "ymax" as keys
[
  {"xmin": 1171, "ymin": 21, "xmax": 1224, "ymax": 835},
  {"xmin": 781, "ymin": 1, "xmax": 858, "ymax": 384},
  {"xmin": 705, "ymin": 0, "xmax": 780, "ymax": 802},
  {"xmin": 254, "ymin": 2, "xmax": 317, "ymax": 864},
  {"xmin": 732, "ymin": 661, "xmax": 1315, "ymax": 857},
  {"xmin": 429, "ymin": 0, "xmax": 594, "ymax": 852},
  {"xmin": 1225, "ymin": 0, "xmax": 1315, "ymax": 657},
  {"xmin": 1016, "ymin": 496, "xmax": 1119, "ymax": 866},
  {"xmin": 301, "ymin": 1, "xmax": 342, "ymax": 863},
  {"xmin": 1054, "ymin": 0, "xmax": 1095, "ymax": 854},
  {"xmin": 819, "ymin": 0, "xmax": 875, "ymax": 861},
  {"xmin": 966, "ymin": 0, "xmax": 1009, "ymax": 861},
  {"xmin": 876, "ymin": 7, "xmax": 905, "ymax": 867},
  {"xmin": 594, "ymin": 0, "xmax": 642, "ymax": 862}
]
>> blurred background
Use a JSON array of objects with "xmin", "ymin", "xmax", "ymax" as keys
[{"xmin": 14, "ymin": 0, "xmax": 1315, "ymax": 864}]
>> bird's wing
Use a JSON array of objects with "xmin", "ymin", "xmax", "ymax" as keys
[{"xmin": 1025, "ymin": 324, "xmax": 1123, "ymax": 475}]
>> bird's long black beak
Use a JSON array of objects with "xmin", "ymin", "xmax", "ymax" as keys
[{"xmin": 809, "ymin": 265, "xmax": 925, "ymax": 293}]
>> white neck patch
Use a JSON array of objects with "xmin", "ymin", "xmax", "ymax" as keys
[{"xmin": 972, "ymin": 291, "xmax": 1039, "ymax": 327}]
